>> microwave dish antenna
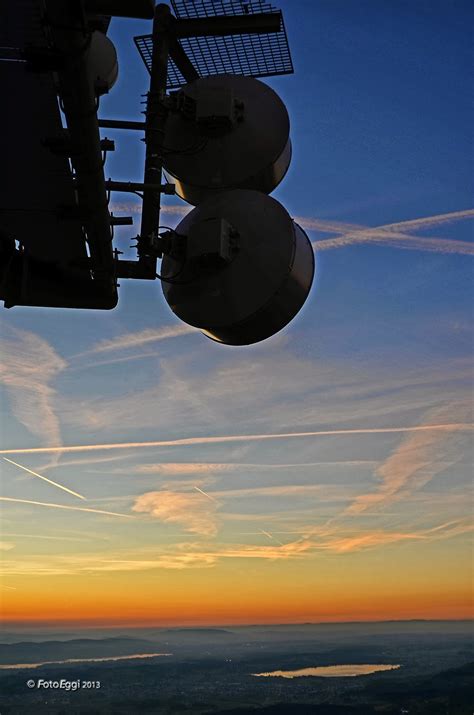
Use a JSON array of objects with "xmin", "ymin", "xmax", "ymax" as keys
[
  {"xmin": 160, "ymin": 190, "xmax": 315, "ymax": 345},
  {"xmin": 162, "ymin": 74, "xmax": 291, "ymax": 205}
]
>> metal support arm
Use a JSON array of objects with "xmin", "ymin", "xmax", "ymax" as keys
[{"xmin": 139, "ymin": 3, "xmax": 172, "ymax": 274}]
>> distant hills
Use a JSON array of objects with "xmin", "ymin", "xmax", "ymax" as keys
[
  {"xmin": 0, "ymin": 637, "xmax": 160, "ymax": 665},
  {"xmin": 162, "ymin": 628, "xmax": 233, "ymax": 635}
]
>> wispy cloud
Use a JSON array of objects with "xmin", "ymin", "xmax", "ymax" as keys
[
  {"xmin": 128, "ymin": 461, "xmax": 375, "ymax": 476},
  {"xmin": 2, "ymin": 517, "xmax": 471, "ymax": 577},
  {"xmin": 40, "ymin": 453, "xmax": 133, "ymax": 472},
  {"xmin": 320, "ymin": 519, "xmax": 474, "ymax": 553},
  {"xmin": 1, "ymin": 539, "xmax": 314, "ymax": 577},
  {"xmin": 216, "ymin": 484, "xmax": 338, "ymax": 498},
  {"xmin": 346, "ymin": 403, "xmax": 473, "ymax": 515},
  {"xmin": 133, "ymin": 462, "xmax": 240, "ymax": 476},
  {"xmin": 132, "ymin": 490, "xmax": 218, "ymax": 536},
  {"xmin": 1, "ymin": 422, "xmax": 471, "ymax": 456},
  {"xmin": 0, "ymin": 496, "xmax": 134, "ymax": 519},
  {"xmin": 0, "ymin": 327, "xmax": 66, "ymax": 451},
  {"xmin": 1, "ymin": 532, "xmax": 98, "ymax": 543}
]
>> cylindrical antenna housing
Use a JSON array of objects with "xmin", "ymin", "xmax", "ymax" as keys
[
  {"xmin": 162, "ymin": 75, "xmax": 291, "ymax": 205},
  {"xmin": 86, "ymin": 31, "xmax": 119, "ymax": 95},
  {"xmin": 160, "ymin": 190, "xmax": 314, "ymax": 345}
]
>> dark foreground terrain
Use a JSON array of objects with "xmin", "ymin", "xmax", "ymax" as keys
[{"xmin": 0, "ymin": 621, "xmax": 472, "ymax": 714}]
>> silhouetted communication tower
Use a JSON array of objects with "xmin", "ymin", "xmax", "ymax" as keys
[{"xmin": 1, "ymin": 0, "xmax": 314, "ymax": 345}]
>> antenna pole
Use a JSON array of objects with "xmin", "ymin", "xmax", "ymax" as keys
[{"xmin": 139, "ymin": 3, "xmax": 172, "ymax": 277}]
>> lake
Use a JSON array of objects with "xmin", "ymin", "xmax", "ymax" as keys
[
  {"xmin": 252, "ymin": 664, "xmax": 401, "ymax": 678},
  {"xmin": 0, "ymin": 653, "xmax": 172, "ymax": 670}
]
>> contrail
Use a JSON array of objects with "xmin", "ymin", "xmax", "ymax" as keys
[
  {"xmin": 259, "ymin": 529, "xmax": 284, "ymax": 546},
  {"xmin": 70, "ymin": 324, "xmax": 195, "ymax": 360},
  {"xmin": 112, "ymin": 205, "xmax": 473, "ymax": 233},
  {"xmin": 194, "ymin": 486, "xmax": 218, "ymax": 502},
  {"xmin": 109, "ymin": 205, "xmax": 474, "ymax": 254},
  {"xmin": 313, "ymin": 232, "xmax": 474, "ymax": 254},
  {"xmin": 0, "ymin": 496, "xmax": 134, "ymax": 519},
  {"xmin": 304, "ymin": 209, "xmax": 474, "ymax": 254},
  {"xmin": 0, "ymin": 423, "xmax": 471, "ymax": 456},
  {"xmin": 378, "ymin": 208, "xmax": 474, "ymax": 232},
  {"xmin": 1, "ymin": 532, "xmax": 96, "ymax": 542},
  {"xmin": 2, "ymin": 457, "xmax": 85, "ymax": 500}
]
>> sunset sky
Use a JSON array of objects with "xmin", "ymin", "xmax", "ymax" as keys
[{"xmin": 0, "ymin": 0, "xmax": 473, "ymax": 627}]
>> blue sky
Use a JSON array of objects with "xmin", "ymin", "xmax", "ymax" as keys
[{"xmin": 0, "ymin": 0, "xmax": 472, "ymax": 624}]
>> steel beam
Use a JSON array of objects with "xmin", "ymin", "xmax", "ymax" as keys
[
  {"xmin": 83, "ymin": 0, "xmax": 155, "ymax": 19},
  {"xmin": 98, "ymin": 118, "xmax": 146, "ymax": 130},
  {"xmin": 139, "ymin": 3, "xmax": 172, "ymax": 273},
  {"xmin": 174, "ymin": 12, "xmax": 281, "ymax": 39},
  {"xmin": 45, "ymin": 0, "xmax": 116, "ymax": 302},
  {"xmin": 105, "ymin": 180, "xmax": 175, "ymax": 194},
  {"xmin": 169, "ymin": 38, "xmax": 200, "ymax": 82}
]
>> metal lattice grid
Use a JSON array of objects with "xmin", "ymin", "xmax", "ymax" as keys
[{"xmin": 134, "ymin": 0, "xmax": 293, "ymax": 89}]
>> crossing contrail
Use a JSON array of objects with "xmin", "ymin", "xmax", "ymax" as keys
[
  {"xmin": 311, "ymin": 209, "xmax": 474, "ymax": 253},
  {"xmin": 112, "ymin": 204, "xmax": 474, "ymax": 254}
]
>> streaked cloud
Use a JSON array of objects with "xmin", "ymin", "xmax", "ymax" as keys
[
  {"xmin": 216, "ymin": 484, "xmax": 342, "ymax": 498},
  {"xmin": 2, "ymin": 517, "xmax": 471, "ymax": 578},
  {"xmin": 346, "ymin": 403, "xmax": 473, "ymax": 515},
  {"xmin": 40, "ymin": 453, "xmax": 133, "ymax": 471},
  {"xmin": 321, "ymin": 519, "xmax": 474, "ymax": 553},
  {"xmin": 1, "ymin": 532, "xmax": 98, "ymax": 543},
  {"xmin": 0, "ymin": 541, "xmax": 15, "ymax": 551},
  {"xmin": 0, "ymin": 327, "xmax": 66, "ymax": 450},
  {"xmin": 128, "ymin": 461, "xmax": 375, "ymax": 476}
]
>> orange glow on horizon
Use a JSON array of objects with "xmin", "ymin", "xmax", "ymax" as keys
[{"xmin": 2, "ymin": 586, "xmax": 472, "ymax": 628}]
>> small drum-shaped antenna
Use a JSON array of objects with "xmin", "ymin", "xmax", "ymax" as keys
[
  {"xmin": 87, "ymin": 32, "xmax": 119, "ymax": 95},
  {"xmin": 162, "ymin": 75, "xmax": 291, "ymax": 206},
  {"xmin": 160, "ymin": 190, "xmax": 314, "ymax": 345}
]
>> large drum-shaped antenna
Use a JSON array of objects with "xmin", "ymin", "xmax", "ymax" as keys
[
  {"xmin": 161, "ymin": 190, "xmax": 314, "ymax": 345},
  {"xmin": 162, "ymin": 75, "xmax": 291, "ymax": 206}
]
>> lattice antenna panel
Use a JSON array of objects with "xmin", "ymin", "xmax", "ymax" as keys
[{"xmin": 134, "ymin": 0, "xmax": 293, "ymax": 89}]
